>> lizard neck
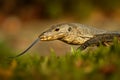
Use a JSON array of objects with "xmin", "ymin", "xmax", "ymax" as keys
[
  {"xmin": 60, "ymin": 28, "xmax": 93, "ymax": 45},
  {"xmin": 61, "ymin": 36, "xmax": 91, "ymax": 45},
  {"xmin": 59, "ymin": 23, "xmax": 108, "ymax": 45}
]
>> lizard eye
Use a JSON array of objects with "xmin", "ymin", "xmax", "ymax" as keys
[{"xmin": 55, "ymin": 28, "xmax": 60, "ymax": 31}]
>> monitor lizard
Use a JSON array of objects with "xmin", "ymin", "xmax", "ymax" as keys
[{"xmin": 10, "ymin": 23, "xmax": 120, "ymax": 58}]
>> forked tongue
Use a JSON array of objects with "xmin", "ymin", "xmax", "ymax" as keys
[{"xmin": 9, "ymin": 38, "xmax": 40, "ymax": 58}]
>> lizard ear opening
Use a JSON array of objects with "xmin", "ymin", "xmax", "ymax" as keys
[
  {"xmin": 55, "ymin": 28, "xmax": 60, "ymax": 31},
  {"xmin": 68, "ymin": 27, "xmax": 72, "ymax": 31}
]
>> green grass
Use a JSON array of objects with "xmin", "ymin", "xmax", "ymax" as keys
[{"xmin": 0, "ymin": 40, "xmax": 120, "ymax": 80}]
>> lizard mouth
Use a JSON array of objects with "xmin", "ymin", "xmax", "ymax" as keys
[
  {"xmin": 39, "ymin": 35, "xmax": 64, "ymax": 41},
  {"xmin": 39, "ymin": 32, "xmax": 66, "ymax": 41},
  {"xmin": 39, "ymin": 36, "xmax": 53, "ymax": 41}
]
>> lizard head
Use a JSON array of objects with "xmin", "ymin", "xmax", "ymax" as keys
[{"xmin": 39, "ymin": 24, "xmax": 72, "ymax": 41}]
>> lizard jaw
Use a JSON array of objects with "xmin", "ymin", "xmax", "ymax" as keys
[
  {"xmin": 39, "ymin": 32, "xmax": 66, "ymax": 41},
  {"xmin": 39, "ymin": 36, "xmax": 53, "ymax": 41},
  {"xmin": 39, "ymin": 35, "xmax": 63, "ymax": 41}
]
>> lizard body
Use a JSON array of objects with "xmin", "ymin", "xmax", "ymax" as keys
[{"xmin": 10, "ymin": 23, "xmax": 120, "ymax": 58}]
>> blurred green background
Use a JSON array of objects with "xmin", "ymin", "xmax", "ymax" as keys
[{"xmin": 0, "ymin": 0, "xmax": 120, "ymax": 80}]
